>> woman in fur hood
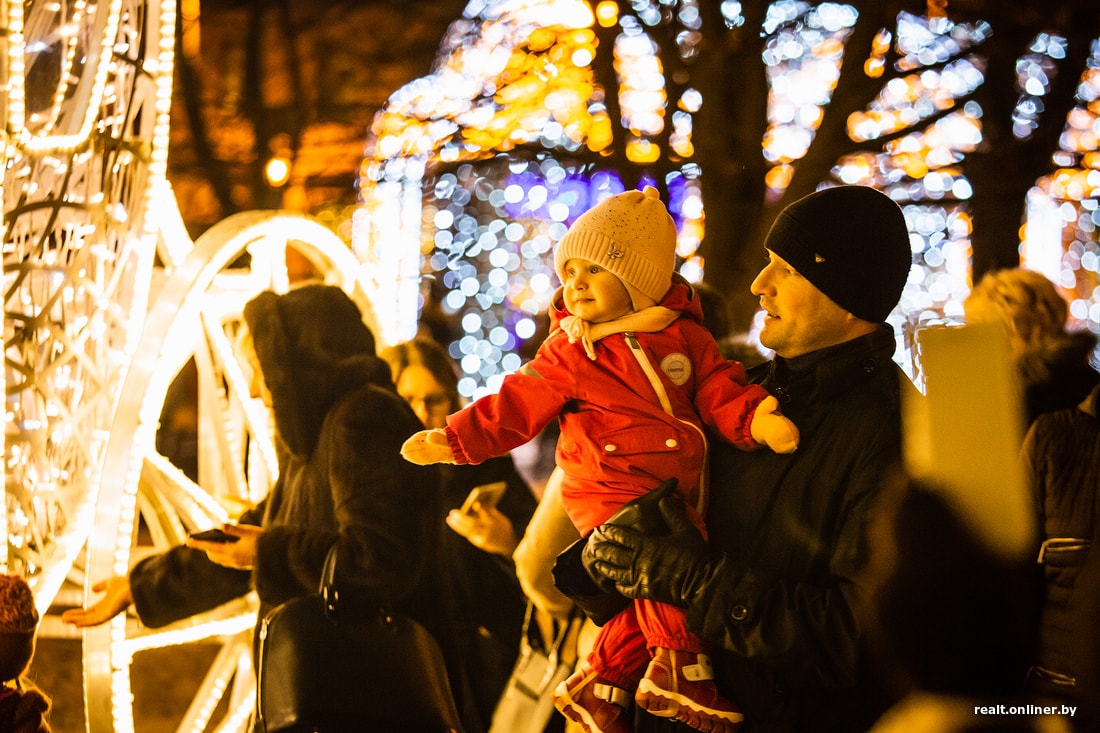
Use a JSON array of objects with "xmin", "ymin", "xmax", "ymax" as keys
[{"xmin": 63, "ymin": 284, "xmax": 461, "ymax": 721}]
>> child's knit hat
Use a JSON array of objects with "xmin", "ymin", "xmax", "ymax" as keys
[
  {"xmin": 0, "ymin": 574, "xmax": 39, "ymax": 681},
  {"xmin": 555, "ymin": 186, "xmax": 677, "ymax": 310},
  {"xmin": 763, "ymin": 185, "xmax": 912, "ymax": 323}
]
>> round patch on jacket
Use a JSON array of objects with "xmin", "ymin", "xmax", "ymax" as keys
[{"xmin": 660, "ymin": 353, "xmax": 691, "ymax": 385}]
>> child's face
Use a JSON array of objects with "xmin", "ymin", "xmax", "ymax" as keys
[{"xmin": 561, "ymin": 258, "xmax": 634, "ymax": 323}]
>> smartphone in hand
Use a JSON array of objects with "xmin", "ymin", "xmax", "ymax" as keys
[
  {"xmin": 458, "ymin": 481, "xmax": 507, "ymax": 515},
  {"xmin": 189, "ymin": 528, "xmax": 240, "ymax": 544}
]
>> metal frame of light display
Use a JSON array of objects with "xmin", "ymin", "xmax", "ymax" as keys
[{"xmin": 2, "ymin": 0, "xmax": 175, "ymax": 613}]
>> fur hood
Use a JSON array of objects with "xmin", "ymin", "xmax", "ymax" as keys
[{"xmin": 243, "ymin": 285, "xmax": 393, "ymax": 457}]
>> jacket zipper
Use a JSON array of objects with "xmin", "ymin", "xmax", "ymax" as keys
[{"xmin": 624, "ymin": 332, "xmax": 709, "ymax": 516}]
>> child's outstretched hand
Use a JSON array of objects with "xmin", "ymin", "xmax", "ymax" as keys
[
  {"xmin": 750, "ymin": 396, "xmax": 799, "ymax": 454},
  {"xmin": 401, "ymin": 428, "xmax": 457, "ymax": 465}
]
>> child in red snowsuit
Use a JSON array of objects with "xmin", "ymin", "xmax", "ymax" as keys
[{"xmin": 402, "ymin": 187, "xmax": 798, "ymax": 733}]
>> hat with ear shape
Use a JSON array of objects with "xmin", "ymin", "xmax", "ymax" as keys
[{"xmin": 555, "ymin": 186, "xmax": 677, "ymax": 310}]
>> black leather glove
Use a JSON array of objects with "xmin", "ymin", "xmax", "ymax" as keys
[
  {"xmin": 582, "ymin": 480, "xmax": 721, "ymax": 608},
  {"xmin": 552, "ymin": 480, "xmax": 680, "ymax": 625}
]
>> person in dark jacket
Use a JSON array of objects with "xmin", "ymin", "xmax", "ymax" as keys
[
  {"xmin": 1023, "ymin": 381, "xmax": 1100, "ymax": 732},
  {"xmin": 964, "ymin": 267, "xmax": 1098, "ymax": 427},
  {"xmin": 572, "ymin": 185, "xmax": 917, "ymax": 733},
  {"xmin": 61, "ymin": 285, "xmax": 464, "ymax": 726},
  {"xmin": 380, "ymin": 337, "xmax": 538, "ymax": 732}
]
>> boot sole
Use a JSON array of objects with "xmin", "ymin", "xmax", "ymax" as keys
[
  {"xmin": 554, "ymin": 681, "xmax": 630, "ymax": 733},
  {"xmin": 636, "ymin": 678, "xmax": 746, "ymax": 724}
]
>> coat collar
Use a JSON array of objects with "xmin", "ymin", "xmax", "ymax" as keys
[{"xmin": 756, "ymin": 325, "xmax": 901, "ymax": 407}]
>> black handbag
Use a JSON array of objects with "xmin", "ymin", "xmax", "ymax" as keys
[{"xmin": 255, "ymin": 545, "xmax": 465, "ymax": 733}]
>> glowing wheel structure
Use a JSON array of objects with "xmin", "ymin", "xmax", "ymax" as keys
[
  {"xmin": 2, "ymin": 0, "xmax": 386, "ymax": 729},
  {"xmin": 82, "ymin": 211, "xmax": 379, "ymax": 732}
]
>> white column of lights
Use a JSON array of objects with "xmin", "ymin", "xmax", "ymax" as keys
[
  {"xmin": 4, "ymin": 0, "xmax": 25, "ymax": 152},
  {"xmin": 147, "ymin": 0, "xmax": 191, "ymax": 270},
  {"xmin": 352, "ymin": 174, "xmax": 422, "ymax": 349},
  {"xmin": 152, "ymin": 179, "xmax": 196, "ymax": 269}
]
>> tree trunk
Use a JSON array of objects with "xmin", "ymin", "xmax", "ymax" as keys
[{"xmin": 698, "ymin": 0, "xmax": 774, "ymax": 330}]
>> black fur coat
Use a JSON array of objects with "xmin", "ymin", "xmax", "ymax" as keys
[{"xmin": 129, "ymin": 284, "xmax": 447, "ymax": 639}]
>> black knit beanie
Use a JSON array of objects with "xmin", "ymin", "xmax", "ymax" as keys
[
  {"xmin": 763, "ymin": 186, "xmax": 912, "ymax": 322},
  {"xmin": 0, "ymin": 574, "xmax": 38, "ymax": 682}
]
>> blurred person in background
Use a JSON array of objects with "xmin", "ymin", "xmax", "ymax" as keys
[
  {"xmin": 380, "ymin": 337, "xmax": 538, "ymax": 732},
  {"xmin": 1023, "ymin": 380, "xmax": 1100, "ymax": 732},
  {"xmin": 859, "ymin": 473, "xmax": 1059, "ymax": 733},
  {"xmin": 964, "ymin": 268, "xmax": 1098, "ymax": 426}
]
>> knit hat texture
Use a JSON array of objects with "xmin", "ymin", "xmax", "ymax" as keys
[
  {"xmin": 0, "ymin": 574, "xmax": 38, "ymax": 682},
  {"xmin": 555, "ymin": 186, "xmax": 677, "ymax": 310},
  {"xmin": 763, "ymin": 186, "xmax": 912, "ymax": 322}
]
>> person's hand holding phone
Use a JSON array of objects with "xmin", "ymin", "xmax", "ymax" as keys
[
  {"xmin": 447, "ymin": 482, "xmax": 516, "ymax": 557},
  {"xmin": 186, "ymin": 523, "xmax": 264, "ymax": 570}
]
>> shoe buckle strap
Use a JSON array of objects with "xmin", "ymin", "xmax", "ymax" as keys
[
  {"xmin": 593, "ymin": 682, "xmax": 633, "ymax": 708},
  {"xmin": 682, "ymin": 654, "xmax": 715, "ymax": 682}
]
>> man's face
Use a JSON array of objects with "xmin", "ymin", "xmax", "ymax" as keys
[{"xmin": 750, "ymin": 250, "xmax": 863, "ymax": 358}]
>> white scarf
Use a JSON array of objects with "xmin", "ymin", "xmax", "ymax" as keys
[{"xmin": 559, "ymin": 306, "xmax": 681, "ymax": 360}]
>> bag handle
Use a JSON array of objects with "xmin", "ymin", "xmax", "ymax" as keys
[{"xmin": 522, "ymin": 602, "xmax": 581, "ymax": 662}]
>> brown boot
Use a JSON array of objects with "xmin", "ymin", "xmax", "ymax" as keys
[
  {"xmin": 553, "ymin": 663, "xmax": 633, "ymax": 733},
  {"xmin": 636, "ymin": 648, "xmax": 744, "ymax": 733}
]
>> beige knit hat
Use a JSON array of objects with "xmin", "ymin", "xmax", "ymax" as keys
[{"xmin": 555, "ymin": 186, "xmax": 677, "ymax": 310}]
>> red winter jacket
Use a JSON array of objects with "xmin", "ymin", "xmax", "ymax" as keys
[{"xmin": 444, "ymin": 279, "xmax": 769, "ymax": 534}]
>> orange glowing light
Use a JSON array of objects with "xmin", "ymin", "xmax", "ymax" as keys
[
  {"xmin": 595, "ymin": 1, "xmax": 619, "ymax": 29},
  {"xmin": 264, "ymin": 156, "xmax": 291, "ymax": 187}
]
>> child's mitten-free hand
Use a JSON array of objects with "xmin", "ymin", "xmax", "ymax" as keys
[
  {"xmin": 750, "ymin": 396, "xmax": 799, "ymax": 454},
  {"xmin": 401, "ymin": 429, "xmax": 457, "ymax": 465}
]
